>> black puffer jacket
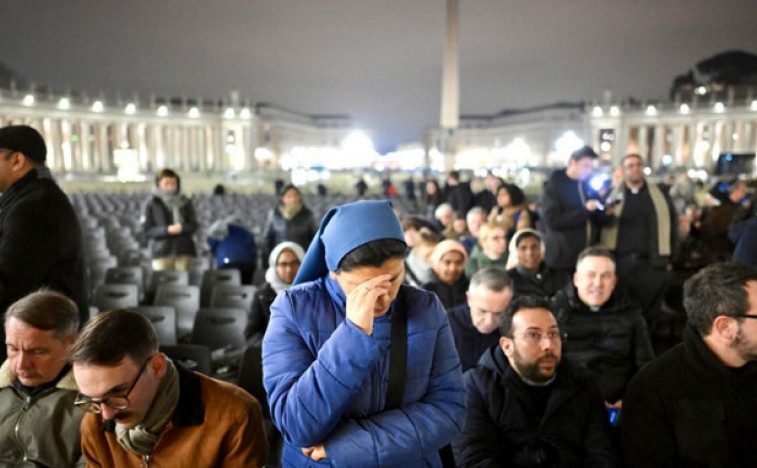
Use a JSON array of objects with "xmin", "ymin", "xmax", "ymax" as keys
[
  {"xmin": 141, "ymin": 193, "xmax": 198, "ymax": 258},
  {"xmin": 622, "ymin": 326, "xmax": 757, "ymax": 467},
  {"xmin": 452, "ymin": 345, "xmax": 620, "ymax": 467},
  {"xmin": 551, "ymin": 284, "xmax": 654, "ymax": 402},
  {"xmin": 262, "ymin": 206, "xmax": 317, "ymax": 260},
  {"xmin": 508, "ymin": 263, "xmax": 571, "ymax": 299},
  {"xmin": 0, "ymin": 170, "xmax": 88, "ymax": 330}
]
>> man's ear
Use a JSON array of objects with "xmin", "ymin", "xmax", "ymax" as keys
[
  {"xmin": 151, "ymin": 353, "xmax": 168, "ymax": 379},
  {"xmin": 329, "ymin": 271, "xmax": 338, "ymax": 281},
  {"xmin": 713, "ymin": 315, "xmax": 738, "ymax": 342},
  {"xmin": 499, "ymin": 336, "xmax": 513, "ymax": 357}
]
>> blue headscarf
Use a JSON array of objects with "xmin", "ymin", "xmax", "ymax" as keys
[{"xmin": 293, "ymin": 200, "xmax": 405, "ymax": 285}]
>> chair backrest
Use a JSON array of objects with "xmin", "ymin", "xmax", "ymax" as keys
[
  {"xmin": 210, "ymin": 284, "xmax": 256, "ymax": 310},
  {"xmin": 133, "ymin": 306, "xmax": 178, "ymax": 346},
  {"xmin": 105, "ymin": 266, "xmax": 144, "ymax": 297},
  {"xmin": 191, "ymin": 307, "xmax": 247, "ymax": 350},
  {"xmin": 160, "ymin": 344, "xmax": 212, "ymax": 375},
  {"xmin": 237, "ymin": 344, "xmax": 269, "ymax": 418},
  {"xmin": 154, "ymin": 284, "xmax": 200, "ymax": 340},
  {"xmin": 147, "ymin": 269, "xmax": 189, "ymax": 301},
  {"xmin": 92, "ymin": 283, "xmax": 139, "ymax": 312},
  {"xmin": 200, "ymin": 269, "xmax": 241, "ymax": 307}
]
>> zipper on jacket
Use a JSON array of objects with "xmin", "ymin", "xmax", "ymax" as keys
[
  {"xmin": 141, "ymin": 454, "xmax": 151, "ymax": 466},
  {"xmin": 13, "ymin": 395, "xmax": 33, "ymax": 463}
]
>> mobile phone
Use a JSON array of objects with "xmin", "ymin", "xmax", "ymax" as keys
[{"xmin": 607, "ymin": 407, "xmax": 619, "ymax": 426}]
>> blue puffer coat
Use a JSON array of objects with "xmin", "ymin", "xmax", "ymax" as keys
[{"xmin": 263, "ymin": 278, "xmax": 467, "ymax": 467}]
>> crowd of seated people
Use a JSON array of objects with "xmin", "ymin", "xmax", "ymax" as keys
[{"xmin": 9, "ymin": 121, "xmax": 757, "ymax": 467}]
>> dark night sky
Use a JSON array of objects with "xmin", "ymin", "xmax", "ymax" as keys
[{"xmin": 2, "ymin": 1, "xmax": 757, "ymax": 153}]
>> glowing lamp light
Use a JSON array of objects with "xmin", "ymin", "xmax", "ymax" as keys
[
  {"xmin": 240, "ymin": 108, "xmax": 251, "ymax": 119},
  {"xmin": 554, "ymin": 131, "xmax": 584, "ymax": 155},
  {"xmin": 342, "ymin": 130, "xmax": 375, "ymax": 156},
  {"xmin": 645, "ymin": 105, "xmax": 657, "ymax": 116},
  {"xmin": 751, "ymin": 100, "xmax": 757, "ymax": 111},
  {"xmin": 124, "ymin": 103, "xmax": 136, "ymax": 115},
  {"xmin": 223, "ymin": 107, "xmax": 235, "ymax": 119},
  {"xmin": 156, "ymin": 105, "xmax": 168, "ymax": 116},
  {"xmin": 680, "ymin": 104, "xmax": 690, "ymax": 114},
  {"xmin": 592, "ymin": 106, "xmax": 603, "ymax": 117},
  {"xmin": 609, "ymin": 106, "xmax": 620, "ymax": 117},
  {"xmin": 22, "ymin": 94, "xmax": 35, "ymax": 106},
  {"xmin": 58, "ymin": 98, "xmax": 70, "ymax": 110},
  {"xmin": 589, "ymin": 173, "xmax": 609, "ymax": 192},
  {"xmin": 188, "ymin": 107, "xmax": 200, "ymax": 118},
  {"xmin": 714, "ymin": 102, "xmax": 725, "ymax": 113},
  {"xmin": 91, "ymin": 101, "xmax": 104, "ymax": 112}
]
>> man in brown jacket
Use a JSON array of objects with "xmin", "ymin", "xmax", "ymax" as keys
[{"xmin": 71, "ymin": 309, "xmax": 268, "ymax": 467}]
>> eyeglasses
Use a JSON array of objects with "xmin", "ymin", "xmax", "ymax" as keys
[
  {"xmin": 508, "ymin": 331, "xmax": 567, "ymax": 346},
  {"xmin": 74, "ymin": 356, "xmax": 152, "ymax": 414},
  {"xmin": 276, "ymin": 260, "xmax": 301, "ymax": 268},
  {"xmin": 728, "ymin": 314, "xmax": 757, "ymax": 320}
]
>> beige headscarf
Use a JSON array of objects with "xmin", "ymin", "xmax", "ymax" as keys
[{"xmin": 506, "ymin": 228, "xmax": 545, "ymax": 270}]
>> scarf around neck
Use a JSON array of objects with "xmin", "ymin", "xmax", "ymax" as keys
[
  {"xmin": 153, "ymin": 187, "xmax": 185, "ymax": 225},
  {"xmin": 116, "ymin": 359, "xmax": 180, "ymax": 457}
]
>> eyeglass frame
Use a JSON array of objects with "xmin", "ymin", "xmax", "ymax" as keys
[
  {"xmin": 74, "ymin": 355, "xmax": 153, "ymax": 414},
  {"xmin": 504, "ymin": 330, "xmax": 568, "ymax": 345},
  {"xmin": 727, "ymin": 314, "xmax": 757, "ymax": 320}
]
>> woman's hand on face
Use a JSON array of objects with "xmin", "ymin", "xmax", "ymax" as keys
[{"xmin": 345, "ymin": 274, "xmax": 391, "ymax": 336}]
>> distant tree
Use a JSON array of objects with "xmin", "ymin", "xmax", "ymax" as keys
[
  {"xmin": 696, "ymin": 50, "xmax": 757, "ymax": 85},
  {"xmin": 669, "ymin": 49, "xmax": 757, "ymax": 99}
]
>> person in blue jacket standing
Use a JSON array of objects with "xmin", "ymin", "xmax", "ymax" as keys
[{"xmin": 262, "ymin": 200, "xmax": 467, "ymax": 467}]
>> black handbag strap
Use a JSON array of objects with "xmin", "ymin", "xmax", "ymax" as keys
[{"xmin": 385, "ymin": 288, "xmax": 407, "ymax": 410}]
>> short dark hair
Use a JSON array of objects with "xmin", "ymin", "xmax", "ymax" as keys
[
  {"xmin": 621, "ymin": 153, "xmax": 643, "ymax": 165},
  {"xmin": 278, "ymin": 183, "xmax": 301, "ymax": 201},
  {"xmin": 570, "ymin": 145, "xmax": 598, "ymax": 162},
  {"xmin": 155, "ymin": 168, "xmax": 180, "ymax": 190},
  {"xmin": 576, "ymin": 246, "xmax": 615, "ymax": 268},
  {"xmin": 4, "ymin": 289, "xmax": 78, "ymax": 339},
  {"xmin": 499, "ymin": 295, "xmax": 553, "ymax": 337},
  {"xmin": 69, "ymin": 309, "xmax": 157, "ymax": 366},
  {"xmin": 469, "ymin": 267, "xmax": 513, "ymax": 293},
  {"xmin": 684, "ymin": 262, "xmax": 757, "ymax": 335},
  {"xmin": 337, "ymin": 239, "xmax": 407, "ymax": 272}
]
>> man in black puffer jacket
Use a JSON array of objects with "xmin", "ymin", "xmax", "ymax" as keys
[
  {"xmin": 453, "ymin": 296, "xmax": 620, "ymax": 467},
  {"xmin": 552, "ymin": 247, "xmax": 654, "ymax": 409}
]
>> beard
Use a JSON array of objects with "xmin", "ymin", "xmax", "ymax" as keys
[
  {"xmin": 733, "ymin": 327, "xmax": 757, "ymax": 363},
  {"xmin": 511, "ymin": 347, "xmax": 560, "ymax": 384}
]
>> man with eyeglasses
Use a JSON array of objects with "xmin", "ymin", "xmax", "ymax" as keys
[
  {"xmin": 70, "ymin": 309, "xmax": 268, "ymax": 467},
  {"xmin": 448, "ymin": 267, "xmax": 513, "ymax": 371},
  {"xmin": 622, "ymin": 262, "xmax": 757, "ymax": 466},
  {"xmin": 452, "ymin": 295, "xmax": 620, "ymax": 466},
  {"xmin": 552, "ymin": 246, "xmax": 654, "ymax": 415},
  {"xmin": 0, "ymin": 125, "xmax": 88, "ymax": 362},
  {"xmin": 0, "ymin": 290, "xmax": 83, "ymax": 466}
]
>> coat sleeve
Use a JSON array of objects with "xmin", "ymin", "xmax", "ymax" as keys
[
  {"xmin": 263, "ymin": 292, "xmax": 387, "ymax": 447},
  {"xmin": 323, "ymin": 303, "xmax": 467, "ymax": 466},
  {"xmin": 621, "ymin": 373, "xmax": 677, "ymax": 467},
  {"xmin": 221, "ymin": 397, "xmax": 269, "ymax": 467},
  {"xmin": 540, "ymin": 183, "xmax": 589, "ymax": 231},
  {"xmin": 180, "ymin": 198, "xmax": 199, "ymax": 235},
  {"xmin": 0, "ymin": 199, "xmax": 58, "ymax": 305},
  {"xmin": 452, "ymin": 370, "xmax": 503, "ymax": 468},
  {"xmin": 141, "ymin": 198, "xmax": 169, "ymax": 240},
  {"xmin": 580, "ymin": 380, "xmax": 623, "ymax": 467}
]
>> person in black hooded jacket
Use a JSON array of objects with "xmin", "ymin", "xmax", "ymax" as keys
[{"xmin": 452, "ymin": 295, "xmax": 620, "ymax": 467}]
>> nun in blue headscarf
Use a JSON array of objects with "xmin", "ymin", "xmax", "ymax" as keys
[{"xmin": 262, "ymin": 200, "xmax": 466, "ymax": 467}]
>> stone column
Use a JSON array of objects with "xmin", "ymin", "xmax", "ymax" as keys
[{"xmin": 440, "ymin": 0, "xmax": 459, "ymax": 172}]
